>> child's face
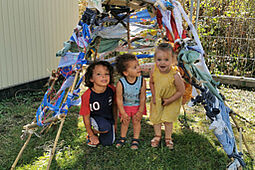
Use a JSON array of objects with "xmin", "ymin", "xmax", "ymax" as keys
[
  {"xmin": 123, "ymin": 60, "xmax": 141, "ymax": 77},
  {"xmin": 155, "ymin": 50, "xmax": 172, "ymax": 73},
  {"xmin": 90, "ymin": 65, "xmax": 110, "ymax": 88}
]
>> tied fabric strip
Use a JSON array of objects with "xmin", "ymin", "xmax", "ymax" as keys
[{"xmin": 36, "ymin": 90, "xmax": 65, "ymax": 126}]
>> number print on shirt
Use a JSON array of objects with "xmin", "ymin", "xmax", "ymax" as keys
[
  {"xmin": 108, "ymin": 97, "xmax": 112, "ymax": 106},
  {"xmin": 90, "ymin": 101, "xmax": 100, "ymax": 111}
]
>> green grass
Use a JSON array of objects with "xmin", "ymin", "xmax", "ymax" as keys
[{"xmin": 0, "ymin": 86, "xmax": 254, "ymax": 170}]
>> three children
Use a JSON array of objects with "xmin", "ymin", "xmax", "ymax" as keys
[{"xmin": 80, "ymin": 43, "xmax": 184, "ymax": 149}]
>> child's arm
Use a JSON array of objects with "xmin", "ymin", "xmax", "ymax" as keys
[
  {"xmin": 149, "ymin": 70, "xmax": 156, "ymax": 104},
  {"xmin": 116, "ymin": 81, "xmax": 130, "ymax": 123},
  {"xmin": 82, "ymin": 114, "xmax": 99, "ymax": 145},
  {"xmin": 162, "ymin": 72, "xmax": 185, "ymax": 106},
  {"xmin": 113, "ymin": 97, "xmax": 118, "ymax": 132},
  {"xmin": 109, "ymin": 84, "xmax": 118, "ymax": 132},
  {"xmin": 134, "ymin": 77, "xmax": 146, "ymax": 120}
]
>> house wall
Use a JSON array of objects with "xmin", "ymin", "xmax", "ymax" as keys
[{"xmin": 0, "ymin": 0, "xmax": 78, "ymax": 90}]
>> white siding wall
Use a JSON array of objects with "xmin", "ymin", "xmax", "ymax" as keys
[{"xmin": 0, "ymin": 0, "xmax": 78, "ymax": 90}]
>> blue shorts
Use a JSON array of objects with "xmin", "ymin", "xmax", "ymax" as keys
[{"xmin": 90, "ymin": 116, "xmax": 115, "ymax": 146}]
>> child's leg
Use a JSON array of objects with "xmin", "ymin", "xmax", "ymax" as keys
[
  {"xmin": 132, "ymin": 118, "xmax": 141, "ymax": 139},
  {"xmin": 151, "ymin": 123, "xmax": 162, "ymax": 147},
  {"xmin": 164, "ymin": 122, "xmax": 174, "ymax": 149},
  {"xmin": 132, "ymin": 105, "xmax": 146, "ymax": 140},
  {"xmin": 116, "ymin": 115, "xmax": 130, "ymax": 147},
  {"xmin": 90, "ymin": 117, "xmax": 108, "ymax": 134},
  {"xmin": 92, "ymin": 116, "xmax": 115, "ymax": 146},
  {"xmin": 120, "ymin": 117, "xmax": 131, "ymax": 138},
  {"xmin": 131, "ymin": 116, "xmax": 142, "ymax": 149},
  {"xmin": 99, "ymin": 124, "xmax": 115, "ymax": 146},
  {"xmin": 164, "ymin": 122, "xmax": 173, "ymax": 139},
  {"xmin": 132, "ymin": 115, "xmax": 142, "ymax": 139},
  {"xmin": 153, "ymin": 123, "xmax": 162, "ymax": 137},
  {"xmin": 119, "ymin": 105, "xmax": 132, "ymax": 139}
]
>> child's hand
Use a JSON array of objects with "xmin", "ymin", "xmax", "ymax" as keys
[
  {"xmin": 120, "ymin": 113, "xmax": 130, "ymax": 124},
  {"xmin": 90, "ymin": 135, "xmax": 99, "ymax": 145},
  {"xmin": 114, "ymin": 121, "xmax": 117, "ymax": 133},
  {"xmin": 133, "ymin": 111, "xmax": 143, "ymax": 122},
  {"xmin": 152, "ymin": 96, "xmax": 156, "ymax": 104},
  {"xmin": 162, "ymin": 98, "xmax": 171, "ymax": 106}
]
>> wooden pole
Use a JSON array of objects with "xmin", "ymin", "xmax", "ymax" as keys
[
  {"xmin": 224, "ymin": 102, "xmax": 252, "ymax": 156},
  {"xmin": 46, "ymin": 70, "xmax": 80, "ymax": 170},
  {"xmin": 187, "ymin": 66, "xmax": 253, "ymax": 159},
  {"xmin": 23, "ymin": 81, "xmax": 72, "ymax": 130},
  {"xmin": 11, "ymin": 119, "xmax": 36, "ymax": 170},
  {"xmin": 23, "ymin": 114, "xmax": 65, "ymax": 130},
  {"xmin": 11, "ymin": 133, "xmax": 33, "ymax": 170},
  {"xmin": 239, "ymin": 127, "xmax": 243, "ymax": 153},
  {"xmin": 94, "ymin": 37, "xmax": 101, "ymax": 61},
  {"xmin": 195, "ymin": 0, "xmax": 200, "ymax": 30},
  {"xmin": 182, "ymin": 105, "xmax": 189, "ymax": 128},
  {"xmin": 46, "ymin": 118, "xmax": 65, "ymax": 170},
  {"xmin": 190, "ymin": 0, "xmax": 194, "ymax": 22},
  {"xmin": 127, "ymin": 0, "xmax": 131, "ymax": 49},
  {"xmin": 229, "ymin": 113, "xmax": 254, "ymax": 160},
  {"xmin": 44, "ymin": 86, "xmax": 72, "ymax": 135},
  {"xmin": 48, "ymin": 71, "xmax": 58, "ymax": 94},
  {"xmin": 11, "ymin": 69, "xmax": 65, "ymax": 169}
]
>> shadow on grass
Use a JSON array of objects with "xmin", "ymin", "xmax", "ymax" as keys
[
  {"xmin": 2, "ymin": 106, "xmax": 80, "ymax": 170},
  {"xmin": 3, "ymin": 88, "xmax": 254, "ymax": 169},
  {"xmin": 49, "ymin": 118, "xmax": 230, "ymax": 170}
]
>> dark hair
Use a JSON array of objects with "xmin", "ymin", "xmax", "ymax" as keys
[
  {"xmin": 85, "ymin": 61, "xmax": 114, "ymax": 88},
  {"xmin": 115, "ymin": 53, "xmax": 137, "ymax": 76},
  {"xmin": 155, "ymin": 43, "xmax": 174, "ymax": 58}
]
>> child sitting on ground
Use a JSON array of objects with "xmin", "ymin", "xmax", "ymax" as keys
[
  {"xmin": 115, "ymin": 54, "xmax": 146, "ymax": 149},
  {"xmin": 150, "ymin": 43, "xmax": 185, "ymax": 149},
  {"xmin": 79, "ymin": 61, "xmax": 117, "ymax": 147}
]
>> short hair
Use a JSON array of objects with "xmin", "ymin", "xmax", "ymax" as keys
[
  {"xmin": 154, "ymin": 43, "xmax": 174, "ymax": 58},
  {"xmin": 85, "ymin": 61, "xmax": 114, "ymax": 88},
  {"xmin": 115, "ymin": 53, "xmax": 137, "ymax": 76}
]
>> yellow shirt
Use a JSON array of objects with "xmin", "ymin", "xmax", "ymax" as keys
[{"xmin": 150, "ymin": 65, "xmax": 182, "ymax": 124}]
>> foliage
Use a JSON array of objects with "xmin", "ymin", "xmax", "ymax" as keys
[{"xmin": 190, "ymin": 0, "xmax": 255, "ymax": 77}]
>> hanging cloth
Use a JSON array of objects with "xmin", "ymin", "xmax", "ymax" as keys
[
  {"xmin": 178, "ymin": 49, "xmax": 222, "ymax": 101},
  {"xmin": 98, "ymin": 38, "xmax": 120, "ymax": 53}
]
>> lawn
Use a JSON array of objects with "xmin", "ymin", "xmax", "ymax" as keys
[{"xmin": 0, "ymin": 85, "xmax": 254, "ymax": 170}]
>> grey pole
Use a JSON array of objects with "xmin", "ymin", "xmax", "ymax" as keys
[
  {"xmin": 195, "ymin": 0, "xmax": 201, "ymax": 30},
  {"xmin": 190, "ymin": 0, "xmax": 194, "ymax": 22}
]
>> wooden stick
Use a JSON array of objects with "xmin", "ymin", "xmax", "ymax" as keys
[
  {"xmin": 229, "ymin": 112, "xmax": 254, "ymax": 160},
  {"xmin": 46, "ymin": 118, "xmax": 65, "ymax": 170},
  {"xmin": 182, "ymin": 105, "xmax": 189, "ymax": 128},
  {"xmin": 63, "ymin": 87, "xmax": 71, "ymax": 105},
  {"xmin": 43, "ymin": 82, "xmax": 70, "ymax": 134},
  {"xmin": 94, "ymin": 37, "xmax": 101, "ymax": 61},
  {"xmin": 11, "ymin": 133, "xmax": 33, "ymax": 170},
  {"xmin": 188, "ymin": 65, "xmax": 253, "ymax": 159},
  {"xmin": 23, "ymin": 78, "xmax": 73, "ymax": 130},
  {"xmin": 183, "ymin": 62, "xmax": 253, "ymax": 160},
  {"xmin": 48, "ymin": 75, "xmax": 58, "ymax": 94},
  {"xmin": 127, "ymin": 1, "xmax": 131, "ymax": 49},
  {"xmin": 23, "ymin": 114, "xmax": 65, "ymax": 130},
  {"xmin": 239, "ymin": 127, "xmax": 243, "ymax": 153},
  {"xmin": 195, "ymin": 0, "xmax": 200, "ymax": 30},
  {"xmin": 46, "ymin": 70, "xmax": 80, "ymax": 170},
  {"xmin": 11, "ymin": 118, "xmax": 36, "ymax": 169},
  {"xmin": 225, "ymin": 101, "xmax": 254, "ymax": 160},
  {"xmin": 45, "ymin": 122, "xmax": 55, "ymax": 134}
]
